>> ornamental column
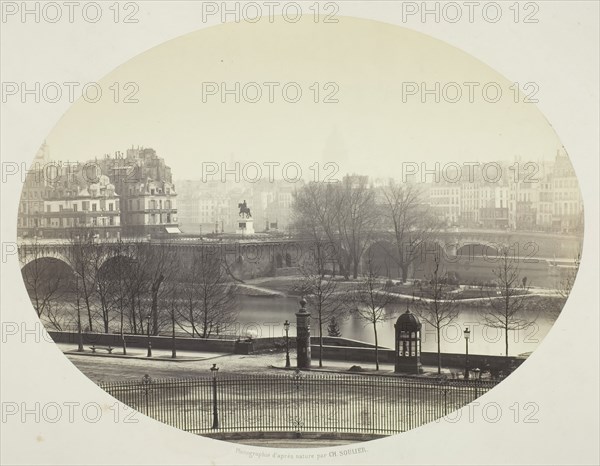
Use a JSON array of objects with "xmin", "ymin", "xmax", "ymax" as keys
[{"xmin": 295, "ymin": 297, "xmax": 311, "ymax": 369}]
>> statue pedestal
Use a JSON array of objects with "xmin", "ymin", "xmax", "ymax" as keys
[{"xmin": 236, "ymin": 218, "xmax": 254, "ymax": 235}]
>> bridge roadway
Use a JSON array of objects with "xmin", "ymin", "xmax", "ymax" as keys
[
  {"xmin": 17, "ymin": 227, "xmax": 582, "ymax": 249},
  {"xmin": 17, "ymin": 229, "xmax": 582, "ymax": 280}
]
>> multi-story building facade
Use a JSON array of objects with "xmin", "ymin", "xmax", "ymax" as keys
[
  {"xmin": 263, "ymin": 182, "xmax": 296, "ymax": 232},
  {"xmin": 177, "ymin": 180, "xmax": 232, "ymax": 234},
  {"xmin": 17, "ymin": 143, "xmax": 51, "ymax": 238},
  {"xmin": 120, "ymin": 178, "xmax": 178, "ymax": 236},
  {"xmin": 551, "ymin": 149, "xmax": 583, "ymax": 233},
  {"xmin": 510, "ymin": 180, "xmax": 537, "ymax": 231},
  {"xmin": 95, "ymin": 147, "xmax": 179, "ymax": 236},
  {"xmin": 474, "ymin": 184, "xmax": 509, "ymax": 229},
  {"xmin": 460, "ymin": 181, "xmax": 481, "ymax": 228},
  {"xmin": 429, "ymin": 183, "xmax": 461, "ymax": 226},
  {"xmin": 17, "ymin": 145, "xmax": 178, "ymax": 239},
  {"xmin": 41, "ymin": 175, "xmax": 121, "ymax": 238},
  {"xmin": 420, "ymin": 152, "xmax": 583, "ymax": 233},
  {"xmin": 536, "ymin": 173, "xmax": 554, "ymax": 230}
]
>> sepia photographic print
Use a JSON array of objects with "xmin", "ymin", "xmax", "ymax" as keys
[{"xmin": 1, "ymin": 2, "xmax": 598, "ymax": 465}]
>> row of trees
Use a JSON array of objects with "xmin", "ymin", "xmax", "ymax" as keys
[
  {"xmin": 295, "ymin": 241, "xmax": 565, "ymax": 373},
  {"xmin": 292, "ymin": 178, "xmax": 440, "ymax": 281},
  {"xmin": 292, "ymin": 179, "xmax": 577, "ymax": 372},
  {"xmin": 20, "ymin": 234, "xmax": 239, "ymax": 346}
]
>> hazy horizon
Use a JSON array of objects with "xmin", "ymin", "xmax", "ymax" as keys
[{"xmin": 42, "ymin": 16, "xmax": 565, "ymax": 181}]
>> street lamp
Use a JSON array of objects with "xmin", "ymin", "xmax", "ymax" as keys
[
  {"xmin": 464, "ymin": 327, "xmax": 471, "ymax": 379},
  {"xmin": 146, "ymin": 312, "xmax": 152, "ymax": 357},
  {"xmin": 210, "ymin": 364, "xmax": 219, "ymax": 429},
  {"xmin": 284, "ymin": 320, "xmax": 291, "ymax": 368}
]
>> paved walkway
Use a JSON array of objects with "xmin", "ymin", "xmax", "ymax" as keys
[{"xmin": 60, "ymin": 343, "xmax": 457, "ymax": 383}]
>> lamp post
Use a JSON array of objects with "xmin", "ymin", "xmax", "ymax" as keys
[
  {"xmin": 210, "ymin": 364, "xmax": 219, "ymax": 429},
  {"xmin": 284, "ymin": 320, "xmax": 291, "ymax": 368},
  {"xmin": 146, "ymin": 312, "xmax": 152, "ymax": 357},
  {"xmin": 464, "ymin": 327, "xmax": 471, "ymax": 379}
]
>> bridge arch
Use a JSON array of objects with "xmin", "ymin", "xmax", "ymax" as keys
[
  {"xmin": 19, "ymin": 250, "xmax": 73, "ymax": 270},
  {"xmin": 96, "ymin": 254, "xmax": 137, "ymax": 279},
  {"xmin": 20, "ymin": 256, "xmax": 75, "ymax": 310}
]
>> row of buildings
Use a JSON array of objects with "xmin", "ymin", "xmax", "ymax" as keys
[
  {"xmin": 424, "ymin": 150, "xmax": 583, "ymax": 233},
  {"xmin": 18, "ymin": 144, "xmax": 179, "ymax": 239},
  {"xmin": 18, "ymin": 144, "xmax": 583, "ymax": 239}
]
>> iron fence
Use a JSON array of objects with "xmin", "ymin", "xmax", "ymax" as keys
[{"xmin": 99, "ymin": 371, "xmax": 497, "ymax": 436}]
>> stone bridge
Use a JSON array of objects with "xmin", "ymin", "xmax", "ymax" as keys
[
  {"xmin": 17, "ymin": 237, "xmax": 313, "ymax": 281},
  {"xmin": 367, "ymin": 228, "xmax": 583, "ymax": 261},
  {"xmin": 18, "ymin": 228, "xmax": 582, "ymax": 285}
]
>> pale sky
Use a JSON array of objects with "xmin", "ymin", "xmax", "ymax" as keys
[{"xmin": 45, "ymin": 16, "xmax": 564, "ymax": 181}]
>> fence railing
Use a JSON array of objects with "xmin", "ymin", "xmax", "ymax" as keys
[{"xmin": 99, "ymin": 370, "xmax": 497, "ymax": 436}]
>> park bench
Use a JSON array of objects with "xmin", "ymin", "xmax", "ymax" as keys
[{"xmin": 89, "ymin": 345, "xmax": 114, "ymax": 354}]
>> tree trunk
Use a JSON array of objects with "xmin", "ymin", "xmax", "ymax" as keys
[
  {"xmin": 171, "ymin": 309, "xmax": 177, "ymax": 359},
  {"xmin": 318, "ymin": 315, "xmax": 323, "ymax": 368},
  {"xmin": 374, "ymin": 322, "xmax": 379, "ymax": 371},
  {"xmin": 202, "ymin": 304, "xmax": 209, "ymax": 338},
  {"xmin": 100, "ymin": 293, "xmax": 109, "ymax": 333},
  {"xmin": 151, "ymin": 275, "xmax": 164, "ymax": 336},
  {"xmin": 505, "ymin": 326, "xmax": 509, "ymax": 357},
  {"xmin": 437, "ymin": 326, "xmax": 442, "ymax": 374},
  {"xmin": 130, "ymin": 295, "xmax": 137, "ymax": 334},
  {"xmin": 120, "ymin": 296, "xmax": 126, "ymax": 355},
  {"xmin": 151, "ymin": 293, "xmax": 159, "ymax": 335},
  {"xmin": 401, "ymin": 264, "xmax": 409, "ymax": 284},
  {"xmin": 82, "ymin": 280, "xmax": 93, "ymax": 332},
  {"xmin": 76, "ymin": 280, "xmax": 83, "ymax": 352}
]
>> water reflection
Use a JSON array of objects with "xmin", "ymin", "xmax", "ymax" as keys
[{"xmin": 236, "ymin": 296, "xmax": 557, "ymax": 357}]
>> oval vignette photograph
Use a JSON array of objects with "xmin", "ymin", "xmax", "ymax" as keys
[{"xmin": 16, "ymin": 16, "xmax": 584, "ymax": 448}]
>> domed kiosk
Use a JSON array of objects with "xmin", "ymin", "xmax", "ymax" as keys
[{"xmin": 394, "ymin": 308, "xmax": 423, "ymax": 374}]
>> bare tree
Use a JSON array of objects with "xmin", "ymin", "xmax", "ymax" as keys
[
  {"xmin": 69, "ymin": 230, "xmax": 98, "ymax": 332},
  {"xmin": 413, "ymin": 255, "xmax": 459, "ymax": 374},
  {"xmin": 160, "ymin": 270, "xmax": 183, "ymax": 358},
  {"xmin": 105, "ymin": 239, "xmax": 134, "ymax": 352},
  {"xmin": 122, "ymin": 242, "xmax": 150, "ymax": 335},
  {"xmin": 137, "ymin": 242, "xmax": 179, "ymax": 336},
  {"xmin": 70, "ymin": 274, "xmax": 84, "ymax": 351},
  {"xmin": 292, "ymin": 177, "xmax": 379, "ymax": 279},
  {"xmin": 292, "ymin": 182, "xmax": 347, "ymax": 277},
  {"xmin": 19, "ymin": 239, "xmax": 69, "ymax": 320},
  {"xmin": 557, "ymin": 252, "xmax": 581, "ymax": 300},
  {"xmin": 294, "ymin": 240, "xmax": 347, "ymax": 367},
  {"xmin": 381, "ymin": 181, "xmax": 441, "ymax": 282},
  {"xmin": 481, "ymin": 248, "xmax": 534, "ymax": 357},
  {"xmin": 350, "ymin": 255, "xmax": 395, "ymax": 370},
  {"xmin": 89, "ymin": 239, "xmax": 115, "ymax": 333},
  {"xmin": 181, "ymin": 247, "xmax": 238, "ymax": 338},
  {"xmin": 335, "ymin": 176, "xmax": 378, "ymax": 279}
]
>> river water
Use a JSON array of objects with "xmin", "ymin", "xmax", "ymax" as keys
[{"xmin": 236, "ymin": 295, "xmax": 558, "ymax": 357}]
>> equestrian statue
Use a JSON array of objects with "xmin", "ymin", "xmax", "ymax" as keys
[{"xmin": 238, "ymin": 200, "xmax": 252, "ymax": 219}]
